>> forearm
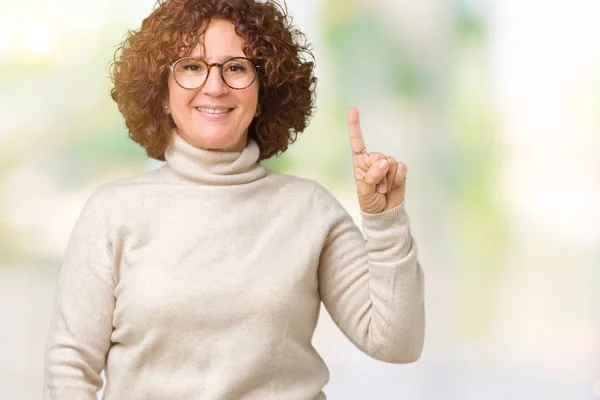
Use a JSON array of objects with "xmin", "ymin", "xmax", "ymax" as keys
[
  {"xmin": 360, "ymin": 202, "xmax": 425, "ymax": 362},
  {"xmin": 317, "ymin": 186, "xmax": 426, "ymax": 362}
]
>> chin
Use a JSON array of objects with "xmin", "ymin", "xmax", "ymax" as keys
[{"xmin": 192, "ymin": 131, "xmax": 242, "ymax": 151}]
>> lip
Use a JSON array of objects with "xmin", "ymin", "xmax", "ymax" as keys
[
  {"xmin": 195, "ymin": 104, "xmax": 234, "ymax": 109},
  {"xmin": 194, "ymin": 105, "xmax": 234, "ymax": 121}
]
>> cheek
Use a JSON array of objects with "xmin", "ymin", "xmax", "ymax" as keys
[
  {"xmin": 167, "ymin": 79, "xmax": 195, "ymax": 107},
  {"xmin": 241, "ymin": 87, "xmax": 259, "ymax": 115}
]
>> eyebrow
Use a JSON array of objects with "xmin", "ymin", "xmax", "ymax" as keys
[{"xmin": 189, "ymin": 54, "xmax": 246, "ymax": 62}]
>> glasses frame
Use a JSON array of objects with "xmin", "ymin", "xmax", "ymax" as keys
[{"xmin": 168, "ymin": 56, "xmax": 261, "ymax": 90}]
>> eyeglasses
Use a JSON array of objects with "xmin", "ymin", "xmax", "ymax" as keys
[{"xmin": 168, "ymin": 57, "xmax": 261, "ymax": 90}]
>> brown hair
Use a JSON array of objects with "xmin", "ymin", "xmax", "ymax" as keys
[{"xmin": 109, "ymin": 0, "xmax": 317, "ymax": 161}]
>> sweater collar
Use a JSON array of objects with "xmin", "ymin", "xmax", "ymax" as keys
[{"xmin": 161, "ymin": 128, "xmax": 268, "ymax": 186}]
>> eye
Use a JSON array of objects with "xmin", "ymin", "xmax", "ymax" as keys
[
  {"xmin": 176, "ymin": 60, "xmax": 206, "ymax": 74},
  {"xmin": 226, "ymin": 63, "xmax": 247, "ymax": 72},
  {"xmin": 184, "ymin": 63, "xmax": 203, "ymax": 72}
]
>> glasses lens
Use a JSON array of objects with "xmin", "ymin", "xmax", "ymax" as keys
[
  {"xmin": 174, "ymin": 58, "xmax": 208, "ymax": 89},
  {"xmin": 222, "ymin": 58, "xmax": 256, "ymax": 89}
]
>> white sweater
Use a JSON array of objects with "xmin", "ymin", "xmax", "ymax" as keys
[{"xmin": 43, "ymin": 129, "xmax": 425, "ymax": 400}]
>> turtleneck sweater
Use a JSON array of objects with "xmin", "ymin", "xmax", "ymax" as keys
[{"xmin": 43, "ymin": 129, "xmax": 425, "ymax": 400}]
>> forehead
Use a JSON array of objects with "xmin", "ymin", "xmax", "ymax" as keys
[{"xmin": 188, "ymin": 19, "xmax": 247, "ymax": 61}]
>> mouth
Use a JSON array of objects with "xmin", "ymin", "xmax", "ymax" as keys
[{"xmin": 195, "ymin": 107, "xmax": 234, "ymax": 115}]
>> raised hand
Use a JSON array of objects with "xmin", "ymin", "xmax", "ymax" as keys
[{"xmin": 347, "ymin": 106, "xmax": 407, "ymax": 214}]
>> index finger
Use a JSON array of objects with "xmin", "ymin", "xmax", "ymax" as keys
[{"xmin": 347, "ymin": 106, "xmax": 366, "ymax": 155}]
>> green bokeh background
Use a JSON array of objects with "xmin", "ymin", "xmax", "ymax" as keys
[{"xmin": 1, "ymin": 0, "xmax": 598, "ymax": 398}]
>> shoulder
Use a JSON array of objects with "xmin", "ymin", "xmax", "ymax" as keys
[
  {"xmin": 78, "ymin": 166, "xmax": 163, "ymax": 215},
  {"xmin": 102, "ymin": 165, "xmax": 164, "ymax": 190},
  {"xmin": 263, "ymin": 169, "xmax": 316, "ymax": 189},
  {"xmin": 260, "ymin": 169, "xmax": 320, "ymax": 199},
  {"xmin": 265, "ymin": 171, "xmax": 343, "ymax": 202},
  {"xmin": 266, "ymin": 171, "xmax": 348, "ymax": 216},
  {"xmin": 90, "ymin": 166, "xmax": 164, "ymax": 198}
]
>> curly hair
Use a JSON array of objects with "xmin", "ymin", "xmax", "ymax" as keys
[{"xmin": 109, "ymin": 0, "xmax": 317, "ymax": 161}]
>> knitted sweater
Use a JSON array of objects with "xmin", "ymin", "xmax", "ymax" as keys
[{"xmin": 43, "ymin": 130, "xmax": 425, "ymax": 400}]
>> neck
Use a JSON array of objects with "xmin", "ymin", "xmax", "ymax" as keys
[{"xmin": 161, "ymin": 128, "xmax": 268, "ymax": 186}]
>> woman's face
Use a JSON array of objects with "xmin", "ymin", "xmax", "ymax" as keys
[{"xmin": 166, "ymin": 19, "xmax": 259, "ymax": 152}]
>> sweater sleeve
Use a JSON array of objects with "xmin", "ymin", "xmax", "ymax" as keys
[
  {"xmin": 43, "ymin": 189, "xmax": 116, "ymax": 399},
  {"xmin": 313, "ymin": 182, "xmax": 425, "ymax": 363}
]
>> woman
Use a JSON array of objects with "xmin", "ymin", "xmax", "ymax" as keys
[{"xmin": 43, "ymin": 0, "xmax": 425, "ymax": 399}]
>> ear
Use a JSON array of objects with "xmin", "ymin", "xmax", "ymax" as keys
[{"xmin": 163, "ymin": 104, "xmax": 170, "ymax": 115}]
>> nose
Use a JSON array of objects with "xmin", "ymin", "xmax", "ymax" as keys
[{"xmin": 201, "ymin": 65, "xmax": 228, "ymax": 96}]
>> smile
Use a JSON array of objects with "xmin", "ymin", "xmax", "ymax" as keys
[{"xmin": 195, "ymin": 107, "xmax": 233, "ymax": 114}]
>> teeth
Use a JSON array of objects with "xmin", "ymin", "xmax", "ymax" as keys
[{"xmin": 196, "ymin": 107, "xmax": 232, "ymax": 114}]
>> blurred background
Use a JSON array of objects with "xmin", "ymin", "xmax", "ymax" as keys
[{"xmin": 1, "ymin": 0, "xmax": 599, "ymax": 398}]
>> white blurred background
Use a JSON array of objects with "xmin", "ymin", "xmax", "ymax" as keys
[{"xmin": 0, "ymin": 0, "xmax": 598, "ymax": 399}]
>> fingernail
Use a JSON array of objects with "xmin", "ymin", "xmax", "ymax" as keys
[
  {"xmin": 377, "ymin": 183, "xmax": 387, "ymax": 193},
  {"xmin": 378, "ymin": 160, "xmax": 389, "ymax": 169}
]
